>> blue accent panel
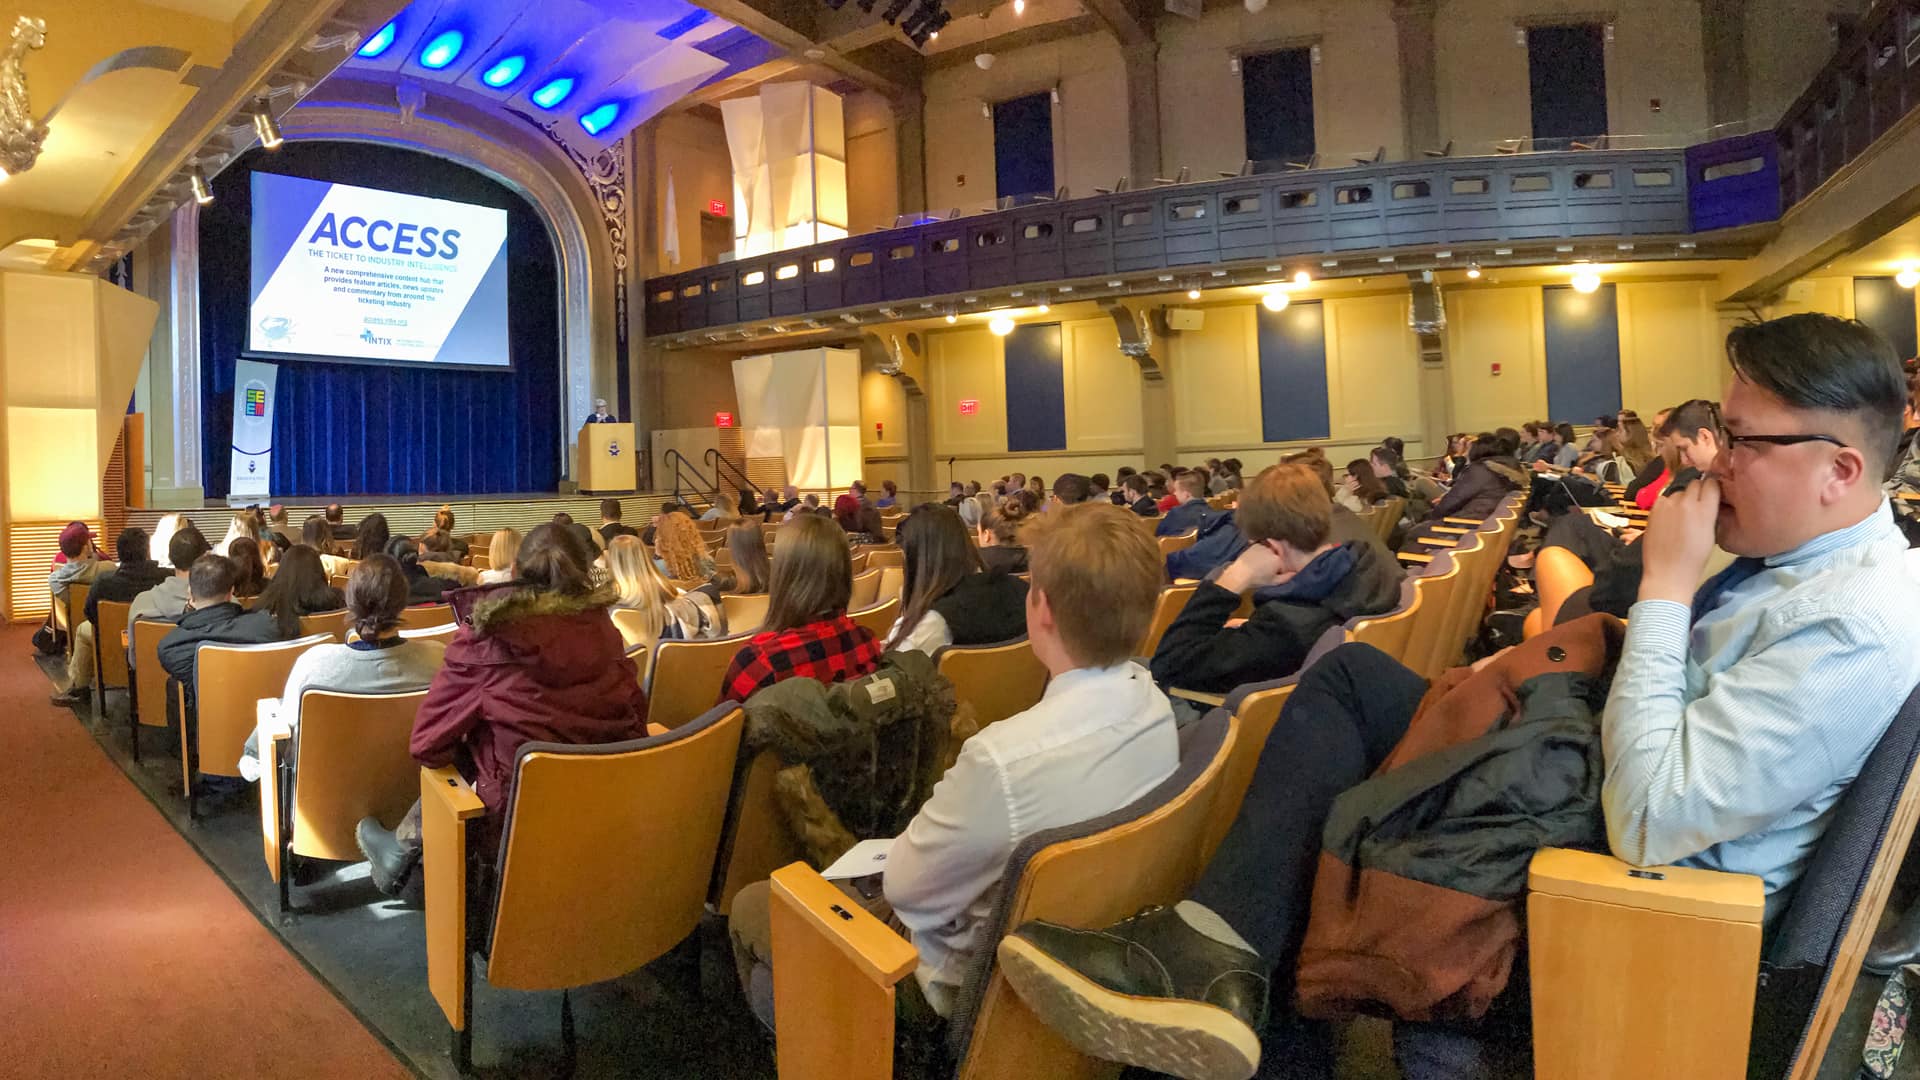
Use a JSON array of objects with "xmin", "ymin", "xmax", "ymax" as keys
[
  {"xmin": 1256, "ymin": 300, "xmax": 1329, "ymax": 442},
  {"xmin": 1687, "ymin": 132, "xmax": 1781, "ymax": 231},
  {"xmin": 247, "ymin": 173, "xmax": 334, "ymax": 306},
  {"xmin": 1856, "ymin": 277, "xmax": 1919, "ymax": 361},
  {"xmin": 1543, "ymin": 284, "xmax": 1623, "ymax": 423},
  {"xmin": 1004, "ymin": 322, "xmax": 1066, "ymax": 452},
  {"xmin": 992, "ymin": 93, "xmax": 1054, "ymax": 202},
  {"xmin": 203, "ymin": 141, "xmax": 559, "ymax": 498}
]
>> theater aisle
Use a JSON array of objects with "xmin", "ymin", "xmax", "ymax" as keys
[{"xmin": 0, "ymin": 624, "xmax": 411, "ymax": 1079}]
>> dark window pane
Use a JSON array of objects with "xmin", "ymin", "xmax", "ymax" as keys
[
  {"xmin": 1243, "ymin": 48, "xmax": 1315, "ymax": 165},
  {"xmin": 993, "ymin": 92, "xmax": 1055, "ymax": 200},
  {"xmin": 1528, "ymin": 24, "xmax": 1608, "ymax": 141}
]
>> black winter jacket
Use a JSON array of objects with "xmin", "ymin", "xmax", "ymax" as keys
[
  {"xmin": 157, "ymin": 602, "xmax": 290, "ymax": 692},
  {"xmin": 1150, "ymin": 540, "xmax": 1404, "ymax": 693},
  {"xmin": 1424, "ymin": 457, "xmax": 1528, "ymax": 523}
]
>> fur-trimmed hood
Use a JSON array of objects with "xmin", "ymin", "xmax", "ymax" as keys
[
  {"xmin": 1482, "ymin": 457, "xmax": 1530, "ymax": 489},
  {"xmin": 462, "ymin": 582, "xmax": 618, "ymax": 636}
]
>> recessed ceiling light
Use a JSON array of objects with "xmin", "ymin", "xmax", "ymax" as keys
[
  {"xmin": 482, "ymin": 55, "xmax": 527, "ymax": 88},
  {"xmin": 358, "ymin": 20, "xmax": 398, "ymax": 57}
]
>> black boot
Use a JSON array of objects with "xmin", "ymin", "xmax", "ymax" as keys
[
  {"xmin": 996, "ymin": 901, "xmax": 1268, "ymax": 1080},
  {"xmin": 355, "ymin": 816, "xmax": 419, "ymax": 897},
  {"xmin": 1866, "ymin": 900, "xmax": 1920, "ymax": 975}
]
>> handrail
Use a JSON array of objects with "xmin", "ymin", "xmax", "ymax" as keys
[
  {"xmin": 1774, "ymin": 2, "xmax": 1920, "ymax": 208},
  {"xmin": 662, "ymin": 449, "xmax": 715, "ymax": 513},
  {"xmin": 704, "ymin": 448, "xmax": 763, "ymax": 502}
]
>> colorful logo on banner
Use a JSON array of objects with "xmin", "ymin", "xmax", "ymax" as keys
[
  {"xmin": 229, "ymin": 360, "xmax": 278, "ymax": 502},
  {"xmin": 244, "ymin": 385, "xmax": 268, "ymax": 418}
]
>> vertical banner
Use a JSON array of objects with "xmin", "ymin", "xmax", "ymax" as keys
[{"xmin": 228, "ymin": 358, "xmax": 277, "ymax": 502}]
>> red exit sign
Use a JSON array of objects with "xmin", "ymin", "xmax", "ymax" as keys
[
  {"xmin": 714, "ymin": 411, "xmax": 734, "ymax": 427},
  {"xmin": 958, "ymin": 399, "xmax": 980, "ymax": 416},
  {"xmin": 707, "ymin": 199, "xmax": 729, "ymax": 217}
]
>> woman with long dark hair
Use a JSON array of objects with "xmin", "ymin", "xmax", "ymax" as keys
[
  {"xmin": 227, "ymin": 537, "xmax": 268, "ymax": 599},
  {"xmin": 1335, "ymin": 460, "xmax": 1390, "ymax": 513},
  {"xmin": 386, "ymin": 534, "xmax": 453, "ymax": 603},
  {"xmin": 717, "ymin": 514, "xmax": 885, "ymax": 704},
  {"xmin": 887, "ymin": 505, "xmax": 1029, "ymax": 654},
  {"xmin": 352, "ymin": 513, "xmax": 391, "ymax": 562},
  {"xmin": 254, "ymin": 545, "xmax": 344, "ymax": 636},
  {"xmin": 726, "ymin": 522, "xmax": 772, "ymax": 595}
]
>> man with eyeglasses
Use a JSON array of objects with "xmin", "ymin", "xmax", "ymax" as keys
[{"xmin": 1607, "ymin": 313, "xmax": 1920, "ymax": 923}]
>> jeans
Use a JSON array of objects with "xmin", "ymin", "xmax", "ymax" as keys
[{"xmin": 1186, "ymin": 643, "xmax": 1426, "ymax": 1079}]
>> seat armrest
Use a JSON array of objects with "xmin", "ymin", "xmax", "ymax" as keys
[
  {"xmin": 1398, "ymin": 552, "xmax": 1434, "ymax": 565},
  {"xmin": 259, "ymin": 701, "xmax": 290, "ymax": 882},
  {"xmin": 1430, "ymin": 526, "xmax": 1469, "ymax": 535},
  {"xmin": 424, "ymin": 765, "xmax": 486, "ymax": 1033},
  {"xmin": 1527, "ymin": 848, "xmax": 1763, "ymax": 1080},
  {"xmin": 770, "ymin": 862, "xmax": 917, "ymax": 1080},
  {"xmin": 1442, "ymin": 516, "xmax": 1484, "ymax": 526},
  {"xmin": 1425, "ymin": 537, "xmax": 1459, "ymax": 548},
  {"xmin": 1169, "ymin": 687, "xmax": 1227, "ymax": 708}
]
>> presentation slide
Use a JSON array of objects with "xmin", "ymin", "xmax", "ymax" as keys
[{"xmin": 248, "ymin": 172, "xmax": 511, "ymax": 368}]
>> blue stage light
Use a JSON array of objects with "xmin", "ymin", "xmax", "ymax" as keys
[
  {"xmin": 419, "ymin": 30, "xmax": 464, "ymax": 70},
  {"xmin": 358, "ymin": 20, "xmax": 397, "ymax": 58},
  {"xmin": 531, "ymin": 77, "xmax": 575, "ymax": 109},
  {"xmin": 579, "ymin": 102, "xmax": 620, "ymax": 136},
  {"xmin": 481, "ymin": 54, "xmax": 526, "ymax": 88}
]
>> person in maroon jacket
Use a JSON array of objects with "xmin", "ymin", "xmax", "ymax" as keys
[{"xmin": 356, "ymin": 523, "xmax": 648, "ymax": 898}]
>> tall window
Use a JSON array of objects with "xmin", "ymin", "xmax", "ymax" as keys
[
  {"xmin": 1243, "ymin": 48, "xmax": 1315, "ymax": 166},
  {"xmin": 1528, "ymin": 24, "xmax": 1608, "ymax": 143},
  {"xmin": 993, "ymin": 92, "xmax": 1055, "ymax": 201}
]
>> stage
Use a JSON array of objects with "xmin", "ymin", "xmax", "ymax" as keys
[{"xmin": 123, "ymin": 491, "xmax": 671, "ymax": 542}]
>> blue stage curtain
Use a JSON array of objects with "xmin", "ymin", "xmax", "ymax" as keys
[{"xmin": 199, "ymin": 141, "xmax": 562, "ymax": 498}]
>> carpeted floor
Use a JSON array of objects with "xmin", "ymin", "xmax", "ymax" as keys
[
  {"xmin": 19, "ymin": 625, "xmax": 777, "ymax": 1080},
  {"xmin": 0, "ymin": 622, "xmax": 412, "ymax": 1079}
]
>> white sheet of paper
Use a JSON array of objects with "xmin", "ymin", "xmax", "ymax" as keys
[
  {"xmin": 821, "ymin": 837, "xmax": 896, "ymax": 880},
  {"xmin": 1590, "ymin": 510, "xmax": 1631, "ymax": 528}
]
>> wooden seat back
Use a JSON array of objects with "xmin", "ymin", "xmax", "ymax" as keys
[
  {"xmin": 648, "ymin": 634, "xmax": 752, "ymax": 728},
  {"xmin": 188, "ymin": 634, "xmax": 332, "ymax": 787},
  {"xmin": 1373, "ymin": 497, "xmax": 1406, "ymax": 542},
  {"xmin": 57, "ymin": 582, "xmax": 90, "ymax": 653},
  {"xmin": 709, "ymin": 749, "xmax": 803, "ymax": 916},
  {"xmin": 131, "ymin": 618, "xmax": 174, "ymax": 729},
  {"xmin": 863, "ymin": 545, "xmax": 905, "ymax": 570},
  {"xmin": 400, "ymin": 622, "xmax": 459, "ymax": 646},
  {"xmin": 95, "ymin": 599, "xmax": 133, "ymax": 691},
  {"xmin": 1198, "ymin": 680, "xmax": 1299, "ymax": 863},
  {"xmin": 483, "ymin": 704, "xmax": 747, "ymax": 990},
  {"xmin": 935, "ymin": 638, "xmax": 1048, "ymax": 730},
  {"xmin": 284, "ymin": 690, "xmax": 430, "ymax": 863},
  {"xmin": 875, "ymin": 566, "xmax": 906, "ymax": 605},
  {"xmin": 1347, "ymin": 578, "xmax": 1422, "ymax": 665},
  {"xmin": 396, "ymin": 604, "xmax": 455, "ymax": 631},
  {"xmin": 610, "ymin": 607, "xmax": 658, "ymax": 648},
  {"xmin": 1136, "ymin": 584, "xmax": 1198, "ymax": 657},
  {"xmin": 298, "ymin": 609, "xmax": 349, "ymax": 640},
  {"xmin": 1426, "ymin": 528, "xmax": 1491, "ymax": 675},
  {"xmin": 850, "ymin": 596, "xmax": 900, "ymax": 641},
  {"xmin": 1156, "ymin": 530, "xmax": 1198, "ymax": 558},
  {"xmin": 848, "ymin": 568, "xmax": 882, "ymax": 610},
  {"xmin": 1402, "ymin": 552, "xmax": 1464, "ymax": 681},
  {"xmin": 721, "ymin": 592, "xmax": 770, "ymax": 635}
]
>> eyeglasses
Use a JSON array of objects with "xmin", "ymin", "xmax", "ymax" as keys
[{"xmin": 1726, "ymin": 433, "xmax": 1850, "ymax": 449}]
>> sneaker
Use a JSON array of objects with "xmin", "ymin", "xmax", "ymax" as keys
[
  {"xmin": 49, "ymin": 686, "xmax": 89, "ymax": 706},
  {"xmin": 355, "ymin": 816, "xmax": 419, "ymax": 897},
  {"xmin": 996, "ymin": 902, "xmax": 1267, "ymax": 1080}
]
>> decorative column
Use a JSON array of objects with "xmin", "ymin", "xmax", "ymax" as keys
[{"xmin": 150, "ymin": 200, "xmax": 205, "ymax": 508}]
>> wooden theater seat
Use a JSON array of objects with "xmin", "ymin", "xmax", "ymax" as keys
[
  {"xmin": 708, "ymin": 749, "xmax": 804, "ymax": 918},
  {"xmin": 1156, "ymin": 530, "xmax": 1198, "ymax": 558},
  {"xmin": 1372, "ymin": 497, "xmax": 1406, "ymax": 543},
  {"xmin": 396, "ymin": 604, "xmax": 456, "ymax": 632},
  {"xmin": 297, "ymin": 609, "xmax": 349, "ymax": 640},
  {"xmin": 425, "ymin": 703, "xmax": 746, "ymax": 1072},
  {"xmin": 179, "ymin": 634, "xmax": 333, "ymax": 819},
  {"xmin": 876, "ymin": 566, "xmax": 906, "ymax": 606},
  {"xmin": 129, "ymin": 618, "xmax": 175, "ymax": 760},
  {"xmin": 1346, "ymin": 578, "xmax": 1422, "ymax": 664},
  {"xmin": 848, "ymin": 568, "xmax": 883, "ymax": 610},
  {"xmin": 769, "ymin": 709, "xmax": 1237, "ymax": 1080},
  {"xmin": 258, "ymin": 689, "xmax": 430, "ymax": 914},
  {"xmin": 850, "ymin": 596, "xmax": 901, "ymax": 641},
  {"xmin": 863, "ymin": 545, "xmax": 906, "ymax": 570},
  {"xmin": 610, "ymin": 607, "xmax": 657, "ymax": 649},
  {"xmin": 647, "ymin": 634, "xmax": 751, "ymax": 729},
  {"xmin": 93, "ymin": 598, "xmax": 133, "ymax": 711},
  {"xmin": 400, "ymin": 622, "xmax": 459, "ymax": 646},
  {"xmin": 1530, "ymin": 683, "xmax": 1920, "ymax": 1080},
  {"xmin": 55, "ymin": 583, "xmax": 90, "ymax": 659},
  {"xmin": 1136, "ymin": 584, "xmax": 1198, "ymax": 657},
  {"xmin": 934, "ymin": 638, "xmax": 1049, "ymax": 730},
  {"xmin": 721, "ymin": 592, "xmax": 771, "ymax": 636}
]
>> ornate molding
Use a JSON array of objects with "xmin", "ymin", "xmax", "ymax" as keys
[
  {"xmin": 0, "ymin": 16, "xmax": 47, "ymax": 176},
  {"xmin": 544, "ymin": 126, "xmax": 628, "ymax": 348}
]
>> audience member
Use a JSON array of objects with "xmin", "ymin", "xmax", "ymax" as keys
[
  {"xmin": 876, "ymin": 480, "xmax": 899, "ymax": 509},
  {"xmin": 227, "ymin": 537, "xmax": 268, "ymax": 599},
  {"xmin": 977, "ymin": 502, "xmax": 1031, "ymax": 575},
  {"xmin": 606, "ymin": 535, "xmax": 716, "ymax": 646},
  {"xmin": 253, "ymin": 545, "xmax": 345, "ymax": 637},
  {"xmin": 717, "ymin": 513, "xmax": 885, "ymax": 704},
  {"xmin": 128, "ymin": 526, "xmax": 212, "ymax": 628},
  {"xmin": 655, "ymin": 511, "xmax": 716, "ymax": 582},
  {"xmin": 478, "ymin": 528, "xmax": 520, "ymax": 586},
  {"xmin": 1051, "ymin": 473, "xmax": 1092, "ymax": 508},
  {"xmin": 324, "ymin": 503, "xmax": 355, "ymax": 542},
  {"xmin": 1156, "ymin": 471, "xmax": 1213, "ymax": 537},
  {"xmin": 764, "ymin": 485, "xmax": 802, "ymax": 519},
  {"xmin": 1122, "ymin": 474, "xmax": 1157, "ymax": 516},
  {"xmin": 887, "ymin": 505, "xmax": 1029, "ymax": 655},
  {"xmin": 385, "ymin": 535, "xmax": 454, "ymax": 604},
  {"xmin": 49, "ymin": 521, "xmax": 112, "ymax": 604},
  {"xmin": 704, "ymin": 490, "xmax": 740, "ymax": 522},
  {"xmin": 1368, "ymin": 447, "xmax": 1411, "ymax": 499},
  {"xmin": 237, "ymin": 554, "xmax": 446, "ymax": 783},
  {"xmin": 836, "ymin": 500, "xmax": 885, "ymax": 545},
  {"xmin": 1089, "ymin": 473, "xmax": 1111, "ymax": 503},
  {"xmin": 994, "ymin": 314, "xmax": 1920, "ymax": 1079},
  {"xmin": 149, "ymin": 513, "xmax": 188, "ymax": 569},
  {"xmin": 727, "ymin": 523, "xmax": 772, "ymax": 595},
  {"xmin": 305, "ymin": 515, "xmax": 351, "ymax": 576},
  {"xmin": 264, "ymin": 505, "xmax": 293, "ymax": 550},
  {"xmin": 1335, "ymin": 459, "xmax": 1390, "ymax": 513},
  {"xmin": 356, "ymin": 523, "xmax": 648, "ymax": 898},
  {"xmin": 157, "ymin": 553, "xmax": 290, "ymax": 716},
  {"xmin": 641, "ymin": 501, "xmax": 678, "ymax": 545},
  {"xmin": 1151, "ymin": 463, "xmax": 1404, "ymax": 695},
  {"xmin": 432, "ymin": 507, "xmax": 470, "ymax": 560},
  {"xmin": 219, "ymin": 511, "xmax": 263, "ymax": 562},
  {"xmin": 1400, "ymin": 434, "xmax": 1527, "ymax": 551},
  {"xmin": 50, "ymin": 527, "xmax": 159, "ymax": 705},
  {"xmin": 945, "ymin": 482, "xmax": 967, "ymax": 507},
  {"xmin": 351, "ymin": 513, "xmax": 391, "ymax": 562}
]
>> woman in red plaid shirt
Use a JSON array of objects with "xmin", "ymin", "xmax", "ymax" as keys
[{"xmin": 718, "ymin": 514, "xmax": 886, "ymax": 704}]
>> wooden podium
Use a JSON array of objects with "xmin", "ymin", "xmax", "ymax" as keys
[{"xmin": 577, "ymin": 423, "xmax": 636, "ymax": 493}]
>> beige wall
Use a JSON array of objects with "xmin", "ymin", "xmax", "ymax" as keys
[
  {"xmin": 1435, "ymin": 0, "xmax": 1708, "ymax": 150},
  {"xmin": 1745, "ymin": 0, "xmax": 1865, "ymax": 127},
  {"xmin": 652, "ymin": 111, "xmax": 734, "ymax": 276},
  {"xmin": 651, "ymin": 346, "xmax": 741, "ymax": 429},
  {"xmin": 1157, "ymin": 0, "xmax": 1404, "ymax": 174},
  {"xmin": 922, "ymin": 33, "xmax": 1129, "ymax": 213},
  {"xmin": 844, "ymin": 91, "xmax": 902, "ymax": 232}
]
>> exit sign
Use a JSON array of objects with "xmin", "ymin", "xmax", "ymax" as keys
[
  {"xmin": 707, "ymin": 198, "xmax": 729, "ymax": 217},
  {"xmin": 958, "ymin": 399, "xmax": 980, "ymax": 416},
  {"xmin": 714, "ymin": 411, "xmax": 734, "ymax": 427}
]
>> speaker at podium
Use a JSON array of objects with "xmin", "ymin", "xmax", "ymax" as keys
[{"xmin": 578, "ymin": 422, "xmax": 636, "ymax": 493}]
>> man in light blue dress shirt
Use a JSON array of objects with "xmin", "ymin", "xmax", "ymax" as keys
[{"xmin": 977, "ymin": 314, "xmax": 1920, "ymax": 1080}]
